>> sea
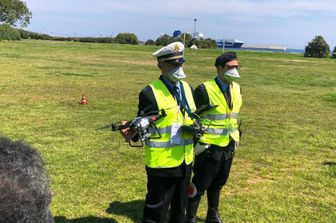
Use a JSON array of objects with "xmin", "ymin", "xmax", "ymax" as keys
[
  {"xmin": 225, "ymin": 48, "xmax": 305, "ymax": 54},
  {"xmin": 223, "ymin": 47, "xmax": 305, "ymax": 54},
  {"xmin": 285, "ymin": 48, "xmax": 305, "ymax": 53}
]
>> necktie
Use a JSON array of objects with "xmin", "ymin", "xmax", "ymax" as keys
[
  {"xmin": 226, "ymin": 84, "xmax": 232, "ymax": 107},
  {"xmin": 174, "ymin": 85, "xmax": 192, "ymax": 115},
  {"xmin": 173, "ymin": 85, "xmax": 181, "ymax": 105}
]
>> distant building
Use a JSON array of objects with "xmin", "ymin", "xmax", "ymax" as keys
[
  {"xmin": 194, "ymin": 32, "xmax": 204, "ymax": 39},
  {"xmin": 172, "ymin": 30, "xmax": 204, "ymax": 39},
  {"xmin": 173, "ymin": 30, "xmax": 182, "ymax": 38}
]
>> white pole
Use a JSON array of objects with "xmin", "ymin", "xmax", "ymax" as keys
[{"xmin": 222, "ymin": 34, "xmax": 225, "ymax": 53}]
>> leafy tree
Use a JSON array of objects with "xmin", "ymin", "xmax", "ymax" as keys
[
  {"xmin": 115, "ymin": 32, "xmax": 138, "ymax": 45},
  {"xmin": 155, "ymin": 34, "xmax": 173, "ymax": 46},
  {"xmin": 145, "ymin": 39, "xmax": 155, "ymax": 45},
  {"xmin": 332, "ymin": 46, "xmax": 336, "ymax": 59},
  {"xmin": 304, "ymin": 35, "xmax": 330, "ymax": 58},
  {"xmin": 193, "ymin": 38, "xmax": 217, "ymax": 48},
  {"xmin": 154, "ymin": 33, "xmax": 217, "ymax": 48},
  {"xmin": 203, "ymin": 38, "xmax": 217, "ymax": 48},
  {"xmin": 0, "ymin": 0, "xmax": 32, "ymax": 27},
  {"xmin": 174, "ymin": 33, "xmax": 193, "ymax": 46},
  {"xmin": 183, "ymin": 33, "xmax": 193, "ymax": 45}
]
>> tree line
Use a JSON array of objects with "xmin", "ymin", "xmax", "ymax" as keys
[
  {"xmin": 145, "ymin": 33, "xmax": 218, "ymax": 49},
  {"xmin": 0, "ymin": 25, "xmax": 139, "ymax": 45},
  {"xmin": 0, "ymin": 24, "xmax": 217, "ymax": 48}
]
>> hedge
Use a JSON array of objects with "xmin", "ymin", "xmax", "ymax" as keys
[{"xmin": 0, "ymin": 24, "xmax": 21, "ymax": 40}]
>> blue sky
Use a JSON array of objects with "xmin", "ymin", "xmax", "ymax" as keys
[{"xmin": 25, "ymin": 0, "xmax": 336, "ymax": 49}]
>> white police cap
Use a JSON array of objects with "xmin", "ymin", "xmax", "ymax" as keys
[{"xmin": 152, "ymin": 42, "xmax": 185, "ymax": 64}]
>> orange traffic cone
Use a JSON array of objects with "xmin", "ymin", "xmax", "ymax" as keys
[{"xmin": 80, "ymin": 94, "xmax": 87, "ymax": 105}]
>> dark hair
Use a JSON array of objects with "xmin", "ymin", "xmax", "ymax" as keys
[
  {"xmin": 215, "ymin": 51, "xmax": 237, "ymax": 67},
  {"xmin": 0, "ymin": 137, "xmax": 53, "ymax": 223}
]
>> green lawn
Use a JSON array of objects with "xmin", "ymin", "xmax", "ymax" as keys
[{"xmin": 0, "ymin": 40, "xmax": 335, "ymax": 223}]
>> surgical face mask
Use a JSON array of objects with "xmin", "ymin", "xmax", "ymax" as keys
[
  {"xmin": 221, "ymin": 68, "xmax": 240, "ymax": 83},
  {"xmin": 166, "ymin": 67, "xmax": 186, "ymax": 82}
]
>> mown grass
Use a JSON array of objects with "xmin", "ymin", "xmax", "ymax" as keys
[{"xmin": 0, "ymin": 40, "xmax": 335, "ymax": 223}]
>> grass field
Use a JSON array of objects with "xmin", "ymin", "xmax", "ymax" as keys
[{"xmin": 0, "ymin": 40, "xmax": 335, "ymax": 223}]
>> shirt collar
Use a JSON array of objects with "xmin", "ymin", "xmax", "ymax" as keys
[
  {"xmin": 160, "ymin": 75, "xmax": 180, "ymax": 90},
  {"xmin": 216, "ymin": 75, "xmax": 229, "ymax": 91}
]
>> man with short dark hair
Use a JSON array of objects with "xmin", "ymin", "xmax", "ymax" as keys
[
  {"xmin": 121, "ymin": 42, "xmax": 196, "ymax": 223},
  {"xmin": 186, "ymin": 52, "xmax": 243, "ymax": 223},
  {"xmin": 0, "ymin": 137, "xmax": 54, "ymax": 223}
]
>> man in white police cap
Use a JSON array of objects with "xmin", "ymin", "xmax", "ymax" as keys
[{"xmin": 121, "ymin": 42, "xmax": 196, "ymax": 222}]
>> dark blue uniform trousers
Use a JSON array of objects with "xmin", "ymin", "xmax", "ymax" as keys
[
  {"xmin": 192, "ymin": 141, "xmax": 235, "ymax": 194},
  {"xmin": 143, "ymin": 175, "xmax": 190, "ymax": 223}
]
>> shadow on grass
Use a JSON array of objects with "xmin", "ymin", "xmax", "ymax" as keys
[
  {"xmin": 106, "ymin": 199, "xmax": 144, "ymax": 222},
  {"xmin": 323, "ymin": 161, "xmax": 336, "ymax": 166},
  {"xmin": 54, "ymin": 200, "xmax": 144, "ymax": 223},
  {"xmin": 54, "ymin": 216, "xmax": 117, "ymax": 223},
  {"xmin": 323, "ymin": 161, "xmax": 336, "ymax": 178}
]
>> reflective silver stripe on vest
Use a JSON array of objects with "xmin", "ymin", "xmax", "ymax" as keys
[
  {"xmin": 203, "ymin": 113, "xmax": 227, "ymax": 120},
  {"xmin": 148, "ymin": 126, "xmax": 171, "ymax": 135},
  {"xmin": 230, "ymin": 112, "xmax": 239, "ymax": 119},
  {"xmin": 206, "ymin": 128, "xmax": 229, "ymax": 135},
  {"xmin": 146, "ymin": 138, "xmax": 194, "ymax": 148},
  {"xmin": 203, "ymin": 112, "xmax": 238, "ymax": 120}
]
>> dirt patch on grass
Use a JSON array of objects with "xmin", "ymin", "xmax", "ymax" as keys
[{"xmin": 247, "ymin": 176, "xmax": 274, "ymax": 185}]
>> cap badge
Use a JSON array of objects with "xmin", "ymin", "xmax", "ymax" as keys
[{"xmin": 173, "ymin": 43, "xmax": 180, "ymax": 52}]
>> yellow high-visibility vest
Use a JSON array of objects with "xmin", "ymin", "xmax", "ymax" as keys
[
  {"xmin": 145, "ymin": 79, "xmax": 196, "ymax": 168},
  {"xmin": 200, "ymin": 79, "xmax": 242, "ymax": 147}
]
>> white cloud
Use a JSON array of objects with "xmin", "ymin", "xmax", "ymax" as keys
[{"xmin": 25, "ymin": 0, "xmax": 336, "ymax": 17}]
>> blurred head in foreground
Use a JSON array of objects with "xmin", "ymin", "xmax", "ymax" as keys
[{"xmin": 0, "ymin": 137, "xmax": 54, "ymax": 223}]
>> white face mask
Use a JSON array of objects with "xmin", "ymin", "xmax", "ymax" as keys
[
  {"xmin": 166, "ymin": 67, "xmax": 186, "ymax": 82},
  {"xmin": 222, "ymin": 68, "xmax": 240, "ymax": 82}
]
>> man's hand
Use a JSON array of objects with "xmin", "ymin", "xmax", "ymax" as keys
[{"xmin": 119, "ymin": 121, "xmax": 136, "ymax": 142}]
